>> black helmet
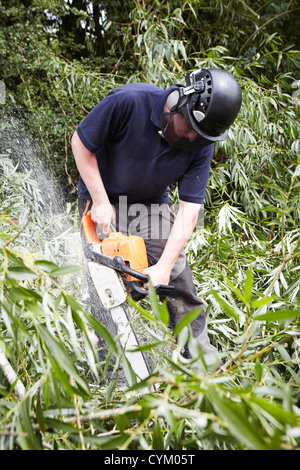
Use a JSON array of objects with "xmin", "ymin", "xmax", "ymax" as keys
[{"xmin": 166, "ymin": 68, "xmax": 242, "ymax": 142}]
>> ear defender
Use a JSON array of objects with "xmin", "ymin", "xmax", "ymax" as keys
[{"xmin": 166, "ymin": 88, "xmax": 187, "ymax": 112}]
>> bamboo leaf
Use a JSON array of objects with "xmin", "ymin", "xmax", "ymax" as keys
[
  {"xmin": 211, "ymin": 290, "xmax": 240, "ymax": 321},
  {"xmin": 34, "ymin": 259, "xmax": 59, "ymax": 272},
  {"xmin": 250, "ymin": 395, "xmax": 298, "ymax": 426},
  {"xmin": 209, "ymin": 389, "xmax": 269, "ymax": 450},
  {"xmin": 148, "ymin": 280, "xmax": 169, "ymax": 324},
  {"xmin": 153, "ymin": 418, "xmax": 164, "ymax": 450},
  {"xmin": 50, "ymin": 265, "xmax": 83, "ymax": 276},
  {"xmin": 38, "ymin": 325, "xmax": 90, "ymax": 396},
  {"xmin": 244, "ymin": 267, "xmax": 253, "ymax": 303},
  {"xmin": 254, "ymin": 309, "xmax": 300, "ymax": 322},
  {"xmin": 84, "ymin": 311, "xmax": 118, "ymax": 354},
  {"xmin": 174, "ymin": 307, "xmax": 204, "ymax": 337},
  {"xmin": 7, "ymin": 266, "xmax": 38, "ymax": 281}
]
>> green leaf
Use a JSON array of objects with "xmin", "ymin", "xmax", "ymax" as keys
[
  {"xmin": 7, "ymin": 266, "xmax": 38, "ymax": 281},
  {"xmin": 38, "ymin": 325, "xmax": 90, "ymax": 396},
  {"xmin": 85, "ymin": 311, "xmax": 118, "ymax": 354},
  {"xmin": 8, "ymin": 285, "xmax": 42, "ymax": 302},
  {"xmin": 116, "ymin": 413, "xmax": 129, "ymax": 433},
  {"xmin": 209, "ymin": 389, "xmax": 268, "ymax": 450},
  {"xmin": 211, "ymin": 290, "xmax": 240, "ymax": 321},
  {"xmin": 18, "ymin": 399, "xmax": 42, "ymax": 450},
  {"xmin": 0, "ymin": 233, "xmax": 12, "ymax": 239},
  {"xmin": 174, "ymin": 307, "xmax": 204, "ymax": 337},
  {"xmin": 48, "ymin": 354, "xmax": 75, "ymax": 397},
  {"xmin": 122, "ymin": 355, "xmax": 136, "ymax": 387},
  {"xmin": 226, "ymin": 280, "xmax": 248, "ymax": 304},
  {"xmin": 34, "ymin": 259, "xmax": 59, "ymax": 272},
  {"xmin": 153, "ymin": 418, "xmax": 164, "ymax": 450},
  {"xmin": 244, "ymin": 267, "xmax": 253, "ymax": 303},
  {"xmin": 254, "ymin": 358, "xmax": 263, "ymax": 383},
  {"xmin": 251, "ymin": 295, "xmax": 273, "ymax": 309},
  {"xmin": 105, "ymin": 380, "xmax": 116, "ymax": 404},
  {"xmin": 35, "ymin": 392, "xmax": 46, "ymax": 433},
  {"xmin": 250, "ymin": 395, "xmax": 298, "ymax": 426},
  {"xmin": 50, "ymin": 265, "xmax": 84, "ymax": 276},
  {"xmin": 1, "ymin": 248, "xmax": 24, "ymax": 265},
  {"xmin": 127, "ymin": 296, "xmax": 156, "ymax": 323},
  {"xmin": 0, "ymin": 300, "xmax": 34, "ymax": 339},
  {"xmin": 158, "ymin": 301, "xmax": 169, "ymax": 325},
  {"xmin": 254, "ymin": 309, "xmax": 300, "ymax": 322},
  {"xmin": 128, "ymin": 340, "xmax": 162, "ymax": 353},
  {"xmin": 148, "ymin": 280, "xmax": 169, "ymax": 324}
]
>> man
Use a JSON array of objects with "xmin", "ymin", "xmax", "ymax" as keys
[{"xmin": 72, "ymin": 68, "xmax": 242, "ymax": 369}]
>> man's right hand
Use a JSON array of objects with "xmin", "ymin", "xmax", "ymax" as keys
[{"xmin": 91, "ymin": 202, "xmax": 116, "ymax": 235}]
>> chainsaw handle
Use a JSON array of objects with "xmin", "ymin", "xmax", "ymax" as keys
[
  {"xmin": 112, "ymin": 255, "xmax": 175, "ymax": 295},
  {"xmin": 84, "ymin": 245, "xmax": 175, "ymax": 297},
  {"xmin": 127, "ymin": 280, "xmax": 175, "ymax": 297}
]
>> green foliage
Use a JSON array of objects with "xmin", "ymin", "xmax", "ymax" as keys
[{"xmin": 1, "ymin": 156, "xmax": 300, "ymax": 450}]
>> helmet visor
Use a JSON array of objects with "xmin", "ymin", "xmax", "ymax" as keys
[{"xmin": 160, "ymin": 112, "xmax": 213, "ymax": 150}]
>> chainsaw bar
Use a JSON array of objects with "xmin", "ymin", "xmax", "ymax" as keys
[
  {"xmin": 82, "ymin": 212, "xmax": 174, "ymax": 390},
  {"xmin": 86, "ymin": 250, "xmax": 152, "ymax": 388}
]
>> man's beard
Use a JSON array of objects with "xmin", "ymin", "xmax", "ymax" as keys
[{"xmin": 159, "ymin": 112, "xmax": 212, "ymax": 150}]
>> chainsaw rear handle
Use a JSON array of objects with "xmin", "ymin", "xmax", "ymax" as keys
[
  {"xmin": 84, "ymin": 244, "xmax": 175, "ymax": 298},
  {"xmin": 112, "ymin": 255, "xmax": 175, "ymax": 297}
]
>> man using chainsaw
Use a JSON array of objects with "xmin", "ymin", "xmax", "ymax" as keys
[{"xmin": 72, "ymin": 68, "xmax": 242, "ymax": 368}]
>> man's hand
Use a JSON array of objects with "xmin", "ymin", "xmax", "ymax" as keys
[
  {"xmin": 143, "ymin": 262, "xmax": 171, "ymax": 288},
  {"xmin": 91, "ymin": 202, "xmax": 115, "ymax": 235}
]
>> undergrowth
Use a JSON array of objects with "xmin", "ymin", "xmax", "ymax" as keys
[{"xmin": 0, "ymin": 152, "xmax": 299, "ymax": 450}]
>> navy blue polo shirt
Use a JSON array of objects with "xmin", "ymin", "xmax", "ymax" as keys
[{"xmin": 77, "ymin": 83, "xmax": 213, "ymax": 204}]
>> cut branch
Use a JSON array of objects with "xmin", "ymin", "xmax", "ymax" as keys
[{"xmin": 0, "ymin": 351, "xmax": 26, "ymax": 399}]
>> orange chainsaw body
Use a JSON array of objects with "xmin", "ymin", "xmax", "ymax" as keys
[{"xmin": 82, "ymin": 211, "xmax": 148, "ymax": 282}]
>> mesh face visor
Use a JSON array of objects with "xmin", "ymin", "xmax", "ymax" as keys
[{"xmin": 159, "ymin": 111, "xmax": 213, "ymax": 150}]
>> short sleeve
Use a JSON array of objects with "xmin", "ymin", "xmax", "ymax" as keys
[
  {"xmin": 178, "ymin": 144, "xmax": 214, "ymax": 204},
  {"xmin": 76, "ymin": 92, "xmax": 123, "ymax": 153}
]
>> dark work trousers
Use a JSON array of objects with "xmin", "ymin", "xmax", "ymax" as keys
[{"xmin": 78, "ymin": 198, "xmax": 211, "ymax": 360}]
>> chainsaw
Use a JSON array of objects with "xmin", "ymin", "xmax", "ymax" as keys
[{"xmin": 82, "ymin": 211, "xmax": 174, "ymax": 387}]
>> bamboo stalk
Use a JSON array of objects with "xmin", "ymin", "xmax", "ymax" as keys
[
  {"xmin": 0, "ymin": 351, "xmax": 26, "ymax": 399},
  {"xmin": 61, "ymin": 404, "xmax": 142, "ymax": 424}
]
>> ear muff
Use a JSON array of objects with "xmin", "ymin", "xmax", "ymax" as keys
[
  {"xmin": 166, "ymin": 89, "xmax": 180, "ymax": 111},
  {"xmin": 166, "ymin": 88, "xmax": 187, "ymax": 112}
]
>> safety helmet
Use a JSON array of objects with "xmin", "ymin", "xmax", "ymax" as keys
[{"xmin": 166, "ymin": 68, "xmax": 242, "ymax": 142}]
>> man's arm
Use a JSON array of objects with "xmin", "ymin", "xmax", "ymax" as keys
[
  {"xmin": 71, "ymin": 130, "xmax": 115, "ymax": 234},
  {"xmin": 143, "ymin": 200, "xmax": 201, "ymax": 286}
]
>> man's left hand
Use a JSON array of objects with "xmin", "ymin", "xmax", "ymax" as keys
[{"xmin": 142, "ymin": 263, "xmax": 171, "ymax": 288}]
